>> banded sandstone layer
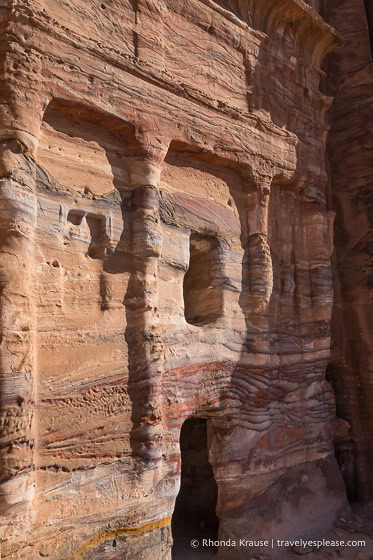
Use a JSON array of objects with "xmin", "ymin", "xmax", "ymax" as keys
[
  {"xmin": 0, "ymin": 0, "xmax": 353, "ymax": 559},
  {"xmin": 325, "ymin": 0, "xmax": 373, "ymax": 504}
]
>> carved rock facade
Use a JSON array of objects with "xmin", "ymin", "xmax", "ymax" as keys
[{"xmin": 0, "ymin": 0, "xmax": 365, "ymax": 558}]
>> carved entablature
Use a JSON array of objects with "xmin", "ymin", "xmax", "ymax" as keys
[{"xmin": 205, "ymin": 0, "xmax": 341, "ymax": 66}]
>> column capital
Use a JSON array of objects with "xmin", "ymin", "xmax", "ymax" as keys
[
  {"xmin": 257, "ymin": 176, "xmax": 272, "ymax": 199},
  {"xmin": 125, "ymin": 135, "xmax": 169, "ymax": 190}
]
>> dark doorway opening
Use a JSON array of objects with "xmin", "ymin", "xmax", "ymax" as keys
[{"xmin": 172, "ymin": 418, "xmax": 219, "ymax": 557}]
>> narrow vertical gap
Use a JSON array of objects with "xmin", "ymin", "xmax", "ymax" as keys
[
  {"xmin": 364, "ymin": 0, "xmax": 373, "ymax": 58},
  {"xmin": 133, "ymin": 31, "xmax": 139, "ymax": 58},
  {"xmin": 130, "ymin": 0, "xmax": 138, "ymax": 18},
  {"xmin": 130, "ymin": 0, "xmax": 139, "ymax": 54}
]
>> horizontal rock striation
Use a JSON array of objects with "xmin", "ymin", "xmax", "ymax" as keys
[{"xmin": 0, "ymin": 0, "xmax": 350, "ymax": 559}]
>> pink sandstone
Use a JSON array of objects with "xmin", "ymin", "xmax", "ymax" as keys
[{"xmin": 0, "ymin": 1, "xmax": 371, "ymax": 559}]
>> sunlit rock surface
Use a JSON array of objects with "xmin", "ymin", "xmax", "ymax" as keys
[{"xmin": 0, "ymin": 0, "xmax": 360, "ymax": 558}]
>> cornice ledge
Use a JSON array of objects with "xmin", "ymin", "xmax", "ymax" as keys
[
  {"xmin": 250, "ymin": 0, "xmax": 343, "ymax": 67},
  {"xmin": 197, "ymin": 0, "xmax": 266, "ymax": 40},
  {"xmin": 198, "ymin": 1, "xmax": 342, "ymax": 67}
]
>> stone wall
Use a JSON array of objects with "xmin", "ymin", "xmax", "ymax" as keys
[
  {"xmin": 0, "ymin": 1, "xmax": 349, "ymax": 559},
  {"xmin": 325, "ymin": 0, "xmax": 373, "ymax": 501}
]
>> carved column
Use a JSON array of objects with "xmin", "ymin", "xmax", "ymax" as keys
[
  {"xmin": 245, "ymin": 175, "xmax": 273, "ymax": 316},
  {"xmin": 124, "ymin": 141, "xmax": 167, "ymax": 462},
  {"xmin": 0, "ymin": 94, "xmax": 46, "ymax": 547}
]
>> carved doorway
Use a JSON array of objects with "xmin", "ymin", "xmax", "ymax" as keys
[{"xmin": 172, "ymin": 418, "xmax": 219, "ymax": 558}]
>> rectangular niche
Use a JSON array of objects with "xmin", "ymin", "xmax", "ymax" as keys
[
  {"xmin": 160, "ymin": 140, "xmax": 246, "ymax": 328},
  {"xmin": 183, "ymin": 233, "xmax": 224, "ymax": 326}
]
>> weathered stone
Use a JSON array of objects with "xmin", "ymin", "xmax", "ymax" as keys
[
  {"xmin": 325, "ymin": 0, "xmax": 373, "ymax": 502},
  {"xmin": 0, "ymin": 1, "xmax": 370, "ymax": 559}
]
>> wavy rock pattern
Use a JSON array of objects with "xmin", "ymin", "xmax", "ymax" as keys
[{"xmin": 0, "ymin": 1, "xmax": 350, "ymax": 559}]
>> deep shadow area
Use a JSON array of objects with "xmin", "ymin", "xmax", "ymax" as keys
[
  {"xmin": 172, "ymin": 418, "xmax": 219, "ymax": 557},
  {"xmin": 364, "ymin": 0, "xmax": 373, "ymax": 58}
]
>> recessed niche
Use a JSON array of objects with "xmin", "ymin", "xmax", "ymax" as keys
[
  {"xmin": 67, "ymin": 210, "xmax": 111, "ymax": 260},
  {"xmin": 67, "ymin": 209, "xmax": 85, "ymax": 226},
  {"xmin": 183, "ymin": 234, "xmax": 224, "ymax": 326},
  {"xmin": 37, "ymin": 99, "xmax": 130, "ymax": 196},
  {"xmin": 86, "ymin": 214, "xmax": 109, "ymax": 259}
]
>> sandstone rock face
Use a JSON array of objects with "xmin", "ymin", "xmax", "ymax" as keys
[
  {"xmin": 325, "ymin": 0, "xmax": 373, "ymax": 502},
  {"xmin": 0, "ymin": 1, "xmax": 348, "ymax": 559}
]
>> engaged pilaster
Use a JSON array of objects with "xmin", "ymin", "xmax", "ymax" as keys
[
  {"xmin": 0, "ymin": 96, "xmax": 45, "ymax": 544},
  {"xmin": 245, "ymin": 175, "xmax": 273, "ymax": 315},
  {"xmin": 124, "ymin": 139, "xmax": 168, "ymax": 462}
]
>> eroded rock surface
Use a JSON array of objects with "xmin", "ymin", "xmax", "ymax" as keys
[
  {"xmin": 0, "ymin": 1, "xmax": 354, "ymax": 559},
  {"xmin": 325, "ymin": 0, "xmax": 373, "ymax": 503}
]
